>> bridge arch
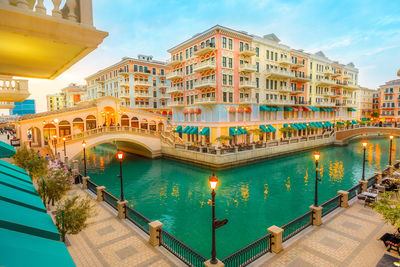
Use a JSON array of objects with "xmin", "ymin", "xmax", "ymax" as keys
[{"xmin": 335, "ymin": 126, "xmax": 400, "ymax": 145}]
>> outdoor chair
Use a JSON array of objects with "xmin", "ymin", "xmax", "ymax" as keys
[{"xmin": 384, "ymin": 236, "xmax": 400, "ymax": 256}]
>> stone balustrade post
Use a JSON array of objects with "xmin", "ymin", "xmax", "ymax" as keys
[
  {"xmin": 148, "ymin": 220, "xmax": 163, "ymax": 246},
  {"xmin": 375, "ymin": 171, "xmax": 382, "ymax": 184},
  {"xmin": 96, "ymin": 186, "xmax": 105, "ymax": 202},
  {"xmin": 267, "ymin": 225, "xmax": 284, "ymax": 253},
  {"xmin": 16, "ymin": 0, "xmax": 29, "ymax": 9},
  {"xmin": 359, "ymin": 180, "xmax": 368, "ymax": 192},
  {"xmin": 204, "ymin": 259, "xmax": 225, "ymax": 267},
  {"xmin": 216, "ymin": 149, "xmax": 221, "ymax": 155},
  {"xmin": 82, "ymin": 176, "xmax": 89, "ymax": 190},
  {"xmin": 338, "ymin": 190, "xmax": 349, "ymax": 208},
  {"xmin": 309, "ymin": 205, "xmax": 322, "ymax": 226},
  {"xmin": 234, "ymin": 146, "xmax": 238, "ymax": 153},
  {"xmin": 386, "ymin": 165, "xmax": 394, "ymax": 174},
  {"xmin": 117, "ymin": 200, "xmax": 128, "ymax": 219}
]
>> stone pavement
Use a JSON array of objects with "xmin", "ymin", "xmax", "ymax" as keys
[
  {"xmin": 61, "ymin": 185, "xmax": 183, "ymax": 267},
  {"xmin": 252, "ymin": 200, "xmax": 400, "ymax": 267}
]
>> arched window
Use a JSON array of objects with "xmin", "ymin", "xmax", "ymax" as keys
[
  {"xmin": 72, "ymin": 118, "xmax": 84, "ymax": 133},
  {"xmin": 131, "ymin": 117, "xmax": 139, "ymax": 128},
  {"xmin": 141, "ymin": 119, "xmax": 148, "ymax": 129},
  {"xmin": 121, "ymin": 115, "xmax": 130, "ymax": 126},
  {"xmin": 149, "ymin": 120, "xmax": 156, "ymax": 131},
  {"xmin": 86, "ymin": 115, "xmax": 97, "ymax": 130},
  {"xmin": 59, "ymin": 120, "xmax": 71, "ymax": 137}
]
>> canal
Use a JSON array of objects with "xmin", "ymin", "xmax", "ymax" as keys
[{"xmin": 80, "ymin": 137, "xmax": 398, "ymax": 258}]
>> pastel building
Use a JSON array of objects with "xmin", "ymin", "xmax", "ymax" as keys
[
  {"xmin": 85, "ymin": 55, "xmax": 171, "ymax": 115},
  {"xmin": 46, "ymin": 83, "xmax": 86, "ymax": 111},
  {"xmin": 378, "ymin": 79, "xmax": 400, "ymax": 122},
  {"xmin": 167, "ymin": 25, "xmax": 359, "ymax": 145},
  {"xmin": 356, "ymin": 87, "xmax": 375, "ymax": 119}
]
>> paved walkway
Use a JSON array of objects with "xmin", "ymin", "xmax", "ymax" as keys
[
  {"xmin": 252, "ymin": 200, "xmax": 400, "ymax": 266},
  {"xmin": 60, "ymin": 185, "xmax": 183, "ymax": 267}
]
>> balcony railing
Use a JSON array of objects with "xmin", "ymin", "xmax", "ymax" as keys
[
  {"xmin": 292, "ymin": 75, "xmax": 311, "ymax": 82},
  {"xmin": 166, "ymin": 71, "xmax": 183, "ymax": 80},
  {"xmin": 158, "ymin": 82, "xmax": 170, "ymax": 88},
  {"xmin": 134, "ymin": 80, "xmax": 152, "ymax": 87},
  {"xmin": 166, "ymin": 58, "xmax": 183, "ymax": 67},
  {"xmin": 194, "ymin": 97, "xmax": 216, "ymax": 104},
  {"xmin": 167, "ymin": 87, "xmax": 184, "ymax": 94},
  {"xmin": 315, "ymin": 77, "xmax": 336, "ymax": 86},
  {"xmin": 193, "ymin": 61, "xmax": 216, "ymax": 72},
  {"xmin": 194, "ymin": 43, "xmax": 216, "ymax": 56},
  {"xmin": 194, "ymin": 79, "xmax": 216, "ymax": 89},
  {"xmin": 264, "ymin": 69, "xmax": 295, "ymax": 79},
  {"xmin": 278, "ymin": 57, "xmax": 291, "ymax": 65},
  {"xmin": 168, "ymin": 101, "xmax": 184, "ymax": 107},
  {"xmin": 119, "ymin": 80, "xmax": 130, "ymax": 87},
  {"xmin": 264, "ymin": 98, "xmax": 295, "ymax": 105},
  {"xmin": 324, "ymin": 68, "xmax": 334, "ymax": 75},
  {"xmin": 0, "ymin": 102, "xmax": 15, "ymax": 109},
  {"xmin": 0, "ymin": 76, "xmax": 30, "ymax": 102},
  {"xmin": 291, "ymin": 61, "xmax": 305, "ymax": 68},
  {"xmin": 119, "ymin": 91, "xmax": 130, "ymax": 98},
  {"xmin": 277, "ymin": 86, "xmax": 292, "ymax": 93},
  {"xmin": 239, "ymin": 46, "xmax": 257, "ymax": 56},
  {"xmin": 238, "ymin": 97, "xmax": 257, "ymax": 104},
  {"xmin": 239, "ymin": 63, "xmax": 257, "ymax": 73},
  {"xmin": 135, "ymin": 91, "xmax": 152, "ymax": 97},
  {"xmin": 239, "ymin": 81, "xmax": 257, "ymax": 89},
  {"xmin": 132, "ymin": 69, "xmax": 151, "ymax": 76}
]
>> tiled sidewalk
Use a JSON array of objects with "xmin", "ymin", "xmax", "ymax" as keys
[
  {"xmin": 62, "ymin": 185, "xmax": 183, "ymax": 267},
  {"xmin": 252, "ymin": 200, "xmax": 400, "ymax": 266}
]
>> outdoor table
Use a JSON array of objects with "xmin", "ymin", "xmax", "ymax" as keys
[{"xmin": 361, "ymin": 192, "xmax": 378, "ymax": 200}]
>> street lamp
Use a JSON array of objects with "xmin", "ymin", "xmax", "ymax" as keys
[
  {"xmin": 313, "ymin": 152, "xmax": 322, "ymax": 207},
  {"xmin": 362, "ymin": 141, "xmax": 367, "ymax": 180},
  {"xmin": 117, "ymin": 151, "xmax": 124, "ymax": 201},
  {"xmin": 82, "ymin": 141, "xmax": 87, "ymax": 177},
  {"xmin": 389, "ymin": 135, "xmax": 394, "ymax": 166},
  {"xmin": 62, "ymin": 137, "xmax": 66, "ymax": 157},
  {"xmin": 53, "ymin": 135, "xmax": 57, "ymax": 157},
  {"xmin": 208, "ymin": 173, "xmax": 228, "ymax": 264}
]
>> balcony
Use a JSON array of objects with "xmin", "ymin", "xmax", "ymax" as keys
[
  {"xmin": 135, "ymin": 103, "xmax": 151, "ymax": 108},
  {"xmin": 239, "ymin": 46, "xmax": 256, "ymax": 56},
  {"xmin": 291, "ymin": 61, "xmax": 305, "ymax": 68},
  {"xmin": 0, "ymin": 0, "xmax": 108, "ymax": 79},
  {"xmin": 342, "ymin": 93, "xmax": 353, "ymax": 99},
  {"xmin": 315, "ymin": 101, "xmax": 336, "ymax": 107},
  {"xmin": 119, "ymin": 91, "xmax": 130, "ymax": 99},
  {"xmin": 194, "ymin": 44, "xmax": 216, "ymax": 56},
  {"xmin": 194, "ymin": 97, "xmax": 216, "ymax": 105},
  {"xmin": 167, "ymin": 87, "xmax": 184, "ymax": 94},
  {"xmin": 0, "ymin": 76, "xmax": 29, "ymax": 101},
  {"xmin": 324, "ymin": 68, "xmax": 334, "ymax": 75},
  {"xmin": 264, "ymin": 98, "xmax": 295, "ymax": 105},
  {"xmin": 194, "ymin": 79, "xmax": 216, "ymax": 89},
  {"xmin": 239, "ymin": 80, "xmax": 257, "ymax": 89},
  {"xmin": 278, "ymin": 57, "xmax": 291, "ymax": 65},
  {"xmin": 134, "ymin": 80, "xmax": 152, "ymax": 87},
  {"xmin": 239, "ymin": 63, "xmax": 257, "ymax": 73},
  {"xmin": 134, "ymin": 91, "xmax": 152, "ymax": 97},
  {"xmin": 264, "ymin": 68, "xmax": 295, "ymax": 79},
  {"xmin": 193, "ymin": 61, "xmax": 216, "ymax": 73},
  {"xmin": 119, "ymin": 80, "xmax": 130, "ymax": 87},
  {"xmin": 315, "ymin": 77, "xmax": 336, "ymax": 86},
  {"xmin": 0, "ymin": 101, "xmax": 15, "ymax": 109},
  {"xmin": 291, "ymin": 75, "xmax": 311, "ymax": 82},
  {"xmin": 132, "ymin": 69, "xmax": 151, "ymax": 76},
  {"xmin": 168, "ymin": 101, "xmax": 184, "ymax": 107},
  {"xmin": 332, "ymin": 71, "xmax": 342, "ymax": 77},
  {"xmin": 343, "ymin": 74, "xmax": 351, "ymax": 80},
  {"xmin": 166, "ymin": 58, "xmax": 183, "ymax": 67},
  {"xmin": 238, "ymin": 97, "xmax": 257, "ymax": 104},
  {"xmin": 159, "ymin": 93, "xmax": 170, "ymax": 99},
  {"xmin": 166, "ymin": 71, "xmax": 183, "ymax": 81},
  {"xmin": 290, "ymin": 89, "xmax": 305, "ymax": 94},
  {"xmin": 343, "ymin": 82, "xmax": 358, "ymax": 89},
  {"xmin": 158, "ymin": 82, "xmax": 170, "ymax": 88},
  {"xmin": 321, "ymin": 91, "xmax": 335, "ymax": 97},
  {"xmin": 277, "ymin": 86, "xmax": 292, "ymax": 93}
]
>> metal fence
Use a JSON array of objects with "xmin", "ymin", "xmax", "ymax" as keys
[
  {"xmin": 348, "ymin": 184, "xmax": 361, "ymax": 200},
  {"xmin": 367, "ymin": 176, "xmax": 378, "ymax": 188},
  {"xmin": 125, "ymin": 206, "xmax": 151, "ymax": 234},
  {"xmin": 159, "ymin": 229, "xmax": 207, "ymax": 267},
  {"xmin": 222, "ymin": 234, "xmax": 271, "ymax": 267},
  {"xmin": 321, "ymin": 195, "xmax": 341, "ymax": 217},
  {"xmin": 281, "ymin": 211, "xmax": 312, "ymax": 241},
  {"xmin": 102, "ymin": 190, "xmax": 119, "ymax": 210},
  {"xmin": 87, "ymin": 180, "xmax": 98, "ymax": 195}
]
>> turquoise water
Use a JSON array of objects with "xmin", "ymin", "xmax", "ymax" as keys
[{"xmin": 80, "ymin": 137, "xmax": 398, "ymax": 258}]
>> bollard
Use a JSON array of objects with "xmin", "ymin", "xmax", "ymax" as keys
[
  {"xmin": 82, "ymin": 176, "xmax": 90, "ymax": 190},
  {"xmin": 359, "ymin": 180, "xmax": 368, "ymax": 192},
  {"xmin": 309, "ymin": 205, "xmax": 322, "ymax": 226},
  {"xmin": 267, "ymin": 225, "xmax": 284, "ymax": 253},
  {"xmin": 204, "ymin": 259, "xmax": 225, "ymax": 267},
  {"xmin": 96, "ymin": 186, "xmax": 105, "ymax": 202},
  {"xmin": 117, "ymin": 200, "xmax": 128, "ymax": 219},
  {"xmin": 338, "ymin": 190, "xmax": 349, "ymax": 208},
  {"xmin": 375, "ymin": 171, "xmax": 383, "ymax": 184},
  {"xmin": 148, "ymin": 220, "xmax": 163, "ymax": 246}
]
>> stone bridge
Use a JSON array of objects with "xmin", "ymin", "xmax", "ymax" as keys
[
  {"xmin": 51, "ymin": 126, "xmax": 177, "ymax": 161},
  {"xmin": 335, "ymin": 126, "xmax": 400, "ymax": 145}
]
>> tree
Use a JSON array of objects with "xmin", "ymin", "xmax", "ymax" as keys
[
  {"xmin": 373, "ymin": 192, "xmax": 400, "ymax": 229},
  {"xmin": 279, "ymin": 126, "xmax": 296, "ymax": 138},
  {"xmin": 215, "ymin": 135, "xmax": 233, "ymax": 145},
  {"xmin": 55, "ymin": 196, "xmax": 95, "ymax": 241},
  {"xmin": 371, "ymin": 112, "xmax": 379, "ymax": 119},
  {"xmin": 12, "ymin": 144, "xmax": 47, "ymax": 180},
  {"xmin": 38, "ymin": 169, "xmax": 72, "ymax": 206}
]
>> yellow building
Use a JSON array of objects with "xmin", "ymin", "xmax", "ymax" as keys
[
  {"xmin": 46, "ymin": 83, "xmax": 87, "ymax": 111},
  {"xmin": 356, "ymin": 87, "xmax": 375, "ymax": 119}
]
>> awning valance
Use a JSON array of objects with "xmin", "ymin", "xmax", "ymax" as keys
[
  {"xmin": 267, "ymin": 125, "xmax": 276, "ymax": 132},
  {"xmin": 173, "ymin": 126, "xmax": 182, "ymax": 133},
  {"xmin": 199, "ymin": 127, "xmax": 210, "ymax": 136}
]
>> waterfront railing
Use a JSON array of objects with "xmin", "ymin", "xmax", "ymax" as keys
[
  {"xmin": 321, "ymin": 195, "xmax": 341, "ymax": 217},
  {"xmin": 102, "ymin": 190, "xmax": 119, "ymax": 211},
  {"xmin": 125, "ymin": 206, "xmax": 151, "ymax": 234},
  {"xmin": 281, "ymin": 211, "xmax": 313, "ymax": 241}
]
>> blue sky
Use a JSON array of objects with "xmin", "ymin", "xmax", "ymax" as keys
[{"xmin": 27, "ymin": 0, "xmax": 400, "ymax": 112}]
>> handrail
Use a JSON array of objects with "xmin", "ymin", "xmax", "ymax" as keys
[
  {"xmin": 125, "ymin": 206, "xmax": 151, "ymax": 234},
  {"xmin": 87, "ymin": 180, "xmax": 98, "ymax": 195},
  {"xmin": 281, "ymin": 211, "xmax": 312, "ymax": 241},
  {"xmin": 102, "ymin": 190, "xmax": 119, "ymax": 210},
  {"xmin": 321, "ymin": 195, "xmax": 341, "ymax": 216}
]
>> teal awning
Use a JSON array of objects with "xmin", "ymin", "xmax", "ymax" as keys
[
  {"xmin": 189, "ymin": 127, "xmax": 198, "ymax": 134},
  {"xmin": 199, "ymin": 127, "xmax": 210, "ymax": 136},
  {"xmin": 259, "ymin": 125, "xmax": 268, "ymax": 133},
  {"xmin": 173, "ymin": 126, "xmax": 182, "ymax": 133},
  {"xmin": 337, "ymin": 121, "xmax": 344, "ymax": 125},
  {"xmin": 0, "ymin": 140, "xmax": 15, "ymax": 158},
  {"xmin": 348, "ymin": 108, "xmax": 356, "ymax": 111},
  {"xmin": 361, "ymin": 118, "xmax": 370, "ymax": 121},
  {"xmin": 267, "ymin": 125, "xmax": 276, "ymax": 132},
  {"xmin": 291, "ymin": 124, "xmax": 300, "ymax": 130},
  {"xmin": 284, "ymin": 106, "xmax": 294, "ymax": 111},
  {"xmin": 0, "ymin": 183, "xmax": 46, "ymax": 213},
  {"xmin": 309, "ymin": 107, "xmax": 320, "ymax": 111},
  {"xmin": 0, "ymin": 165, "xmax": 32, "ymax": 184},
  {"xmin": 182, "ymin": 126, "xmax": 191, "ymax": 134},
  {"xmin": 229, "ymin": 127, "xmax": 238, "ymax": 136},
  {"xmin": 260, "ymin": 106, "xmax": 270, "ymax": 111},
  {"xmin": 237, "ymin": 127, "xmax": 248, "ymax": 135},
  {"xmin": 352, "ymin": 120, "xmax": 358, "ymax": 125},
  {"xmin": 275, "ymin": 107, "xmax": 283, "ymax": 111},
  {"xmin": 0, "ymin": 160, "xmax": 27, "ymax": 175}
]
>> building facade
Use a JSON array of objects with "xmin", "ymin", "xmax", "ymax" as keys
[
  {"xmin": 85, "ymin": 55, "xmax": 171, "ymax": 115},
  {"xmin": 46, "ymin": 83, "xmax": 86, "ymax": 111},
  {"xmin": 356, "ymin": 87, "xmax": 375, "ymax": 119},
  {"xmin": 378, "ymin": 79, "xmax": 400, "ymax": 122},
  {"xmin": 166, "ymin": 25, "xmax": 360, "ymax": 145},
  {"xmin": 9, "ymin": 99, "xmax": 35, "ymax": 116}
]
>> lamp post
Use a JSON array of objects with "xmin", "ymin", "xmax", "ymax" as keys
[
  {"xmin": 209, "ymin": 173, "xmax": 219, "ymax": 264},
  {"xmin": 53, "ymin": 135, "xmax": 57, "ymax": 158},
  {"xmin": 117, "ymin": 151, "xmax": 124, "ymax": 201},
  {"xmin": 63, "ymin": 137, "xmax": 66, "ymax": 157},
  {"xmin": 362, "ymin": 141, "xmax": 367, "ymax": 180},
  {"xmin": 389, "ymin": 135, "xmax": 394, "ymax": 166},
  {"xmin": 313, "ymin": 152, "xmax": 322, "ymax": 207},
  {"xmin": 82, "ymin": 141, "xmax": 87, "ymax": 177}
]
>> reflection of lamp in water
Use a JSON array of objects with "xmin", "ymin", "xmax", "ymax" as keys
[
  {"xmin": 82, "ymin": 140, "xmax": 87, "ymax": 177},
  {"xmin": 362, "ymin": 141, "xmax": 367, "ymax": 180},
  {"xmin": 389, "ymin": 135, "xmax": 394, "ymax": 166},
  {"xmin": 313, "ymin": 151, "xmax": 321, "ymax": 207}
]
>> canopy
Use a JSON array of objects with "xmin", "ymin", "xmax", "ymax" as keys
[
  {"xmin": 361, "ymin": 118, "xmax": 370, "ymax": 121},
  {"xmin": 352, "ymin": 120, "xmax": 358, "ymax": 125},
  {"xmin": 259, "ymin": 125, "xmax": 268, "ymax": 133},
  {"xmin": 337, "ymin": 121, "xmax": 344, "ymax": 125},
  {"xmin": 0, "ymin": 160, "xmax": 27, "ymax": 175},
  {"xmin": 237, "ymin": 127, "xmax": 248, "ymax": 135},
  {"xmin": 189, "ymin": 127, "xmax": 198, "ymax": 135},
  {"xmin": 308, "ymin": 107, "xmax": 320, "ymax": 111},
  {"xmin": 182, "ymin": 126, "xmax": 191, "ymax": 134},
  {"xmin": 303, "ymin": 106, "xmax": 312, "ymax": 111},
  {"xmin": 284, "ymin": 106, "xmax": 294, "ymax": 111},
  {"xmin": 229, "ymin": 127, "xmax": 238, "ymax": 136},
  {"xmin": 199, "ymin": 127, "xmax": 210, "ymax": 136},
  {"xmin": 348, "ymin": 108, "xmax": 357, "ymax": 111},
  {"xmin": 267, "ymin": 125, "xmax": 276, "ymax": 132},
  {"xmin": 0, "ymin": 140, "xmax": 15, "ymax": 158},
  {"xmin": 173, "ymin": 126, "xmax": 182, "ymax": 133}
]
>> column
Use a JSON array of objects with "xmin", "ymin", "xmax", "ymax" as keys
[
  {"xmin": 82, "ymin": 176, "xmax": 90, "ymax": 190},
  {"xmin": 338, "ymin": 190, "xmax": 349, "ymax": 208},
  {"xmin": 267, "ymin": 225, "xmax": 284, "ymax": 253},
  {"xmin": 309, "ymin": 205, "xmax": 322, "ymax": 226},
  {"xmin": 148, "ymin": 220, "xmax": 163, "ymax": 246},
  {"xmin": 96, "ymin": 186, "xmax": 105, "ymax": 202},
  {"xmin": 117, "ymin": 200, "xmax": 128, "ymax": 219}
]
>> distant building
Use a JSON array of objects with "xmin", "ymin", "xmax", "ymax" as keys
[
  {"xmin": 378, "ymin": 78, "xmax": 400, "ymax": 122},
  {"xmin": 9, "ymin": 99, "xmax": 35, "ymax": 116},
  {"xmin": 356, "ymin": 87, "xmax": 375, "ymax": 119},
  {"xmin": 46, "ymin": 83, "xmax": 86, "ymax": 111}
]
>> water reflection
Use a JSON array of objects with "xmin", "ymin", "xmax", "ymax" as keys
[
  {"xmin": 328, "ymin": 161, "xmax": 344, "ymax": 184},
  {"xmin": 263, "ymin": 184, "xmax": 269, "ymax": 200},
  {"xmin": 284, "ymin": 177, "xmax": 291, "ymax": 191},
  {"xmin": 304, "ymin": 169, "xmax": 309, "ymax": 186}
]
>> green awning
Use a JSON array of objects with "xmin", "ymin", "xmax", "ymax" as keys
[
  {"xmin": 0, "ymin": 183, "xmax": 46, "ymax": 213},
  {"xmin": 229, "ymin": 127, "xmax": 238, "ymax": 136},
  {"xmin": 337, "ymin": 121, "xmax": 344, "ymax": 125},
  {"xmin": 352, "ymin": 120, "xmax": 358, "ymax": 125},
  {"xmin": 260, "ymin": 106, "xmax": 270, "ymax": 111},
  {"xmin": 173, "ymin": 126, "xmax": 182, "ymax": 133},
  {"xmin": 189, "ymin": 127, "xmax": 198, "ymax": 134},
  {"xmin": 267, "ymin": 125, "xmax": 276, "ymax": 132},
  {"xmin": 275, "ymin": 107, "xmax": 283, "ymax": 111},
  {"xmin": 284, "ymin": 106, "xmax": 294, "ymax": 111},
  {"xmin": 348, "ymin": 108, "xmax": 356, "ymax": 111},
  {"xmin": 291, "ymin": 124, "xmax": 300, "ymax": 130},
  {"xmin": 283, "ymin": 124, "xmax": 288, "ymax": 128},
  {"xmin": 0, "ymin": 140, "xmax": 15, "ymax": 158},
  {"xmin": 361, "ymin": 118, "xmax": 370, "ymax": 121},
  {"xmin": 237, "ymin": 127, "xmax": 248, "ymax": 135},
  {"xmin": 182, "ymin": 126, "xmax": 191, "ymax": 134},
  {"xmin": 0, "ymin": 160, "xmax": 27, "ymax": 175},
  {"xmin": 0, "ymin": 165, "xmax": 32, "ymax": 184},
  {"xmin": 308, "ymin": 107, "xmax": 320, "ymax": 111},
  {"xmin": 199, "ymin": 127, "xmax": 210, "ymax": 136},
  {"xmin": 259, "ymin": 125, "xmax": 268, "ymax": 133}
]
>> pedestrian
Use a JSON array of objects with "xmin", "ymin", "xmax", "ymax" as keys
[
  {"xmin": 37, "ymin": 151, "xmax": 41, "ymax": 158},
  {"xmin": 45, "ymin": 154, "xmax": 50, "ymax": 160}
]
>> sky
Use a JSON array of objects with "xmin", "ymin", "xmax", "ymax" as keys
[{"xmin": 18, "ymin": 0, "xmax": 400, "ymax": 113}]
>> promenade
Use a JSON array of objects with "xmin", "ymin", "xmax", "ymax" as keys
[{"xmin": 252, "ymin": 200, "xmax": 399, "ymax": 266}]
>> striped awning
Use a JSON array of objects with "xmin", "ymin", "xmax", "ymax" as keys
[
  {"xmin": 0, "ymin": 141, "xmax": 15, "ymax": 158},
  {"xmin": 173, "ymin": 126, "xmax": 182, "ymax": 133},
  {"xmin": 199, "ymin": 127, "xmax": 210, "ymax": 135}
]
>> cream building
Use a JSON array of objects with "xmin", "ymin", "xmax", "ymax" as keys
[
  {"xmin": 356, "ymin": 87, "xmax": 375, "ymax": 119},
  {"xmin": 46, "ymin": 83, "xmax": 87, "ymax": 111}
]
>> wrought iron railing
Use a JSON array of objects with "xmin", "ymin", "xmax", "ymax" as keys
[
  {"xmin": 281, "ymin": 211, "xmax": 312, "ymax": 241},
  {"xmin": 102, "ymin": 190, "xmax": 119, "ymax": 210},
  {"xmin": 87, "ymin": 180, "xmax": 98, "ymax": 195},
  {"xmin": 125, "ymin": 206, "xmax": 151, "ymax": 234},
  {"xmin": 348, "ymin": 184, "xmax": 360, "ymax": 200},
  {"xmin": 222, "ymin": 234, "xmax": 271, "ymax": 267},
  {"xmin": 321, "ymin": 195, "xmax": 341, "ymax": 217},
  {"xmin": 159, "ymin": 229, "xmax": 207, "ymax": 267},
  {"xmin": 367, "ymin": 176, "xmax": 377, "ymax": 188}
]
